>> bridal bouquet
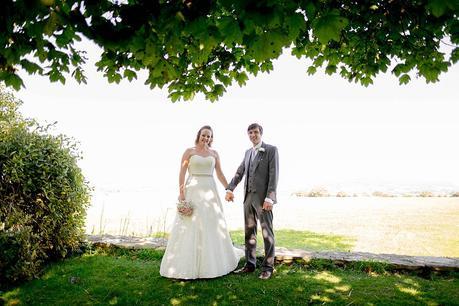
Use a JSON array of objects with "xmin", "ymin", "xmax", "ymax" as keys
[{"xmin": 177, "ymin": 200, "xmax": 194, "ymax": 217}]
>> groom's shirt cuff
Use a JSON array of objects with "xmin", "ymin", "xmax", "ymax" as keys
[{"xmin": 226, "ymin": 190, "xmax": 233, "ymax": 194}]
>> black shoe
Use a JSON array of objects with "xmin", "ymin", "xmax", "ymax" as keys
[
  {"xmin": 233, "ymin": 266, "xmax": 255, "ymax": 274},
  {"xmin": 259, "ymin": 270, "xmax": 273, "ymax": 280}
]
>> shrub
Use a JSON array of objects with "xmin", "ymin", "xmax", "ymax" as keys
[
  {"xmin": 0, "ymin": 211, "xmax": 43, "ymax": 283},
  {"xmin": 0, "ymin": 86, "xmax": 91, "ymax": 285},
  {"xmin": 419, "ymin": 191, "xmax": 434, "ymax": 197},
  {"xmin": 308, "ymin": 187, "xmax": 329, "ymax": 197},
  {"xmin": 372, "ymin": 191, "xmax": 394, "ymax": 197},
  {"xmin": 291, "ymin": 191, "xmax": 308, "ymax": 197},
  {"xmin": 336, "ymin": 191, "xmax": 349, "ymax": 197}
]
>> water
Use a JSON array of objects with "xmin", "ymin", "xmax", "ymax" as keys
[
  {"xmin": 85, "ymin": 186, "xmax": 246, "ymax": 236},
  {"xmin": 85, "ymin": 188, "xmax": 459, "ymax": 256}
]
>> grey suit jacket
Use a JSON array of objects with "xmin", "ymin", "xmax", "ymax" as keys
[{"xmin": 227, "ymin": 142, "xmax": 279, "ymax": 204}]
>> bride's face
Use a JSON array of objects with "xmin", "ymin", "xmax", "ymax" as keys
[{"xmin": 199, "ymin": 129, "xmax": 212, "ymax": 146}]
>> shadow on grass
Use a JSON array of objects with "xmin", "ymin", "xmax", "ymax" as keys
[
  {"xmin": 2, "ymin": 248, "xmax": 457, "ymax": 306},
  {"xmin": 230, "ymin": 229, "xmax": 356, "ymax": 252}
]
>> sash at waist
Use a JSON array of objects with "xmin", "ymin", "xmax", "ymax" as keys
[{"xmin": 190, "ymin": 173, "xmax": 213, "ymax": 177}]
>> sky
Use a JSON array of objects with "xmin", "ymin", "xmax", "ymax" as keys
[{"xmin": 15, "ymin": 38, "xmax": 459, "ymax": 197}]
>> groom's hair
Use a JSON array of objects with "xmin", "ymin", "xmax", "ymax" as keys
[
  {"xmin": 195, "ymin": 125, "xmax": 213, "ymax": 147},
  {"xmin": 248, "ymin": 123, "xmax": 263, "ymax": 135}
]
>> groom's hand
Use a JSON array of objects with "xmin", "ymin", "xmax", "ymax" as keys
[{"xmin": 262, "ymin": 201, "xmax": 273, "ymax": 211}]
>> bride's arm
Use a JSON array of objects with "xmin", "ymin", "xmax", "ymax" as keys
[
  {"xmin": 214, "ymin": 151, "xmax": 229, "ymax": 188},
  {"xmin": 178, "ymin": 149, "xmax": 191, "ymax": 201}
]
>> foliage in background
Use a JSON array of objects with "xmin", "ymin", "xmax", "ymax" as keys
[
  {"xmin": 1, "ymin": 0, "xmax": 458, "ymax": 101},
  {"xmin": 0, "ymin": 85, "xmax": 91, "ymax": 285}
]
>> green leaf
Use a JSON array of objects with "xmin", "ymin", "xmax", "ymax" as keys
[
  {"xmin": 245, "ymin": 63, "xmax": 260, "ymax": 76},
  {"xmin": 291, "ymin": 46, "xmax": 304, "ymax": 59},
  {"xmin": 340, "ymin": 66, "xmax": 350, "ymax": 78},
  {"xmin": 4, "ymin": 73, "xmax": 25, "ymax": 90},
  {"xmin": 392, "ymin": 63, "xmax": 410, "ymax": 76},
  {"xmin": 399, "ymin": 74, "xmax": 411, "ymax": 85},
  {"xmin": 48, "ymin": 70, "xmax": 59, "ymax": 82},
  {"xmin": 446, "ymin": 0, "xmax": 459, "ymax": 10},
  {"xmin": 284, "ymin": 13, "xmax": 306, "ymax": 40},
  {"xmin": 183, "ymin": 91, "xmax": 195, "ymax": 101},
  {"xmin": 427, "ymin": 0, "xmax": 448, "ymax": 17},
  {"xmin": 123, "ymin": 69, "xmax": 137, "ymax": 81},
  {"xmin": 217, "ymin": 17, "xmax": 243, "ymax": 45},
  {"xmin": 360, "ymin": 76, "xmax": 373, "ymax": 87},
  {"xmin": 20, "ymin": 59, "xmax": 43, "ymax": 74},
  {"xmin": 72, "ymin": 68, "xmax": 87, "ymax": 84},
  {"xmin": 325, "ymin": 64, "xmax": 337, "ymax": 75},
  {"xmin": 213, "ymin": 84, "xmax": 225, "ymax": 97},
  {"xmin": 216, "ymin": 73, "xmax": 231, "ymax": 86},
  {"xmin": 266, "ymin": 11, "xmax": 282, "ymax": 29},
  {"xmin": 56, "ymin": 27, "xmax": 75, "ymax": 47},
  {"xmin": 449, "ymin": 20, "xmax": 459, "ymax": 44},
  {"xmin": 169, "ymin": 92, "xmax": 181, "ymax": 102},
  {"xmin": 307, "ymin": 66, "xmax": 317, "ymax": 75},
  {"xmin": 188, "ymin": 17, "xmax": 208, "ymax": 36},
  {"xmin": 235, "ymin": 72, "xmax": 248, "ymax": 87},
  {"xmin": 418, "ymin": 63, "xmax": 440, "ymax": 83},
  {"xmin": 451, "ymin": 47, "xmax": 459, "ymax": 64},
  {"xmin": 44, "ymin": 11, "xmax": 59, "ymax": 36},
  {"xmin": 304, "ymin": 2, "xmax": 317, "ymax": 19},
  {"xmin": 313, "ymin": 10, "xmax": 349, "ymax": 43},
  {"xmin": 313, "ymin": 55, "xmax": 325, "ymax": 67},
  {"xmin": 260, "ymin": 61, "xmax": 273, "ymax": 73},
  {"xmin": 248, "ymin": 31, "xmax": 286, "ymax": 62},
  {"xmin": 143, "ymin": 39, "xmax": 160, "ymax": 66},
  {"xmin": 196, "ymin": 35, "xmax": 218, "ymax": 64},
  {"xmin": 130, "ymin": 34, "xmax": 145, "ymax": 53}
]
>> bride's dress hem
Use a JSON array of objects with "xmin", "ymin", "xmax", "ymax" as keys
[{"xmin": 160, "ymin": 265, "xmax": 238, "ymax": 280}]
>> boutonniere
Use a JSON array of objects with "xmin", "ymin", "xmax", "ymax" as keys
[{"xmin": 258, "ymin": 147, "xmax": 265, "ymax": 153}]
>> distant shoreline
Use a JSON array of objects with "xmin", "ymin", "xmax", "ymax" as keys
[{"xmin": 292, "ymin": 188, "xmax": 459, "ymax": 198}]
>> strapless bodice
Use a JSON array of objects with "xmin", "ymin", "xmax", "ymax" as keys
[{"xmin": 188, "ymin": 155, "xmax": 215, "ymax": 176}]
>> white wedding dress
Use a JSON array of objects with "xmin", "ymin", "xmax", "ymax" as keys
[{"xmin": 160, "ymin": 155, "xmax": 243, "ymax": 279}]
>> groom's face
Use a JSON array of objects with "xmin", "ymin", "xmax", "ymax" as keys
[{"xmin": 248, "ymin": 128, "xmax": 262, "ymax": 146}]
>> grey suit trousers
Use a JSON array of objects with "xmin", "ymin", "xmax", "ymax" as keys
[{"xmin": 244, "ymin": 192, "xmax": 275, "ymax": 272}]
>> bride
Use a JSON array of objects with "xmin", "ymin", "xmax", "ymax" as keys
[{"xmin": 160, "ymin": 125, "xmax": 243, "ymax": 279}]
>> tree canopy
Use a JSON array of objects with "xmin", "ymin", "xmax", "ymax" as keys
[{"xmin": 1, "ymin": 0, "xmax": 458, "ymax": 101}]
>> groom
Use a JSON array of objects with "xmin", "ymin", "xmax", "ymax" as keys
[{"xmin": 226, "ymin": 123, "xmax": 279, "ymax": 280}]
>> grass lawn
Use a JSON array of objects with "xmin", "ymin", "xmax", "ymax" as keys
[
  {"xmin": 230, "ymin": 229, "xmax": 356, "ymax": 252},
  {"xmin": 1, "ymin": 247, "xmax": 458, "ymax": 306}
]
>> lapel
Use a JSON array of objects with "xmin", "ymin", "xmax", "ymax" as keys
[
  {"xmin": 252, "ymin": 142, "xmax": 265, "ymax": 171},
  {"xmin": 244, "ymin": 149, "xmax": 251, "ymax": 173}
]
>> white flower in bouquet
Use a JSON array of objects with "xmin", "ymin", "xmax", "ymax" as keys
[{"xmin": 177, "ymin": 200, "xmax": 193, "ymax": 217}]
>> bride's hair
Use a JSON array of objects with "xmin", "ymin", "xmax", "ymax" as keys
[{"xmin": 195, "ymin": 125, "xmax": 213, "ymax": 147}]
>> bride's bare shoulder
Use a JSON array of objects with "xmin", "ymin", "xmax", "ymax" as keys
[
  {"xmin": 182, "ymin": 147, "xmax": 195, "ymax": 158},
  {"xmin": 210, "ymin": 149, "xmax": 220, "ymax": 158}
]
